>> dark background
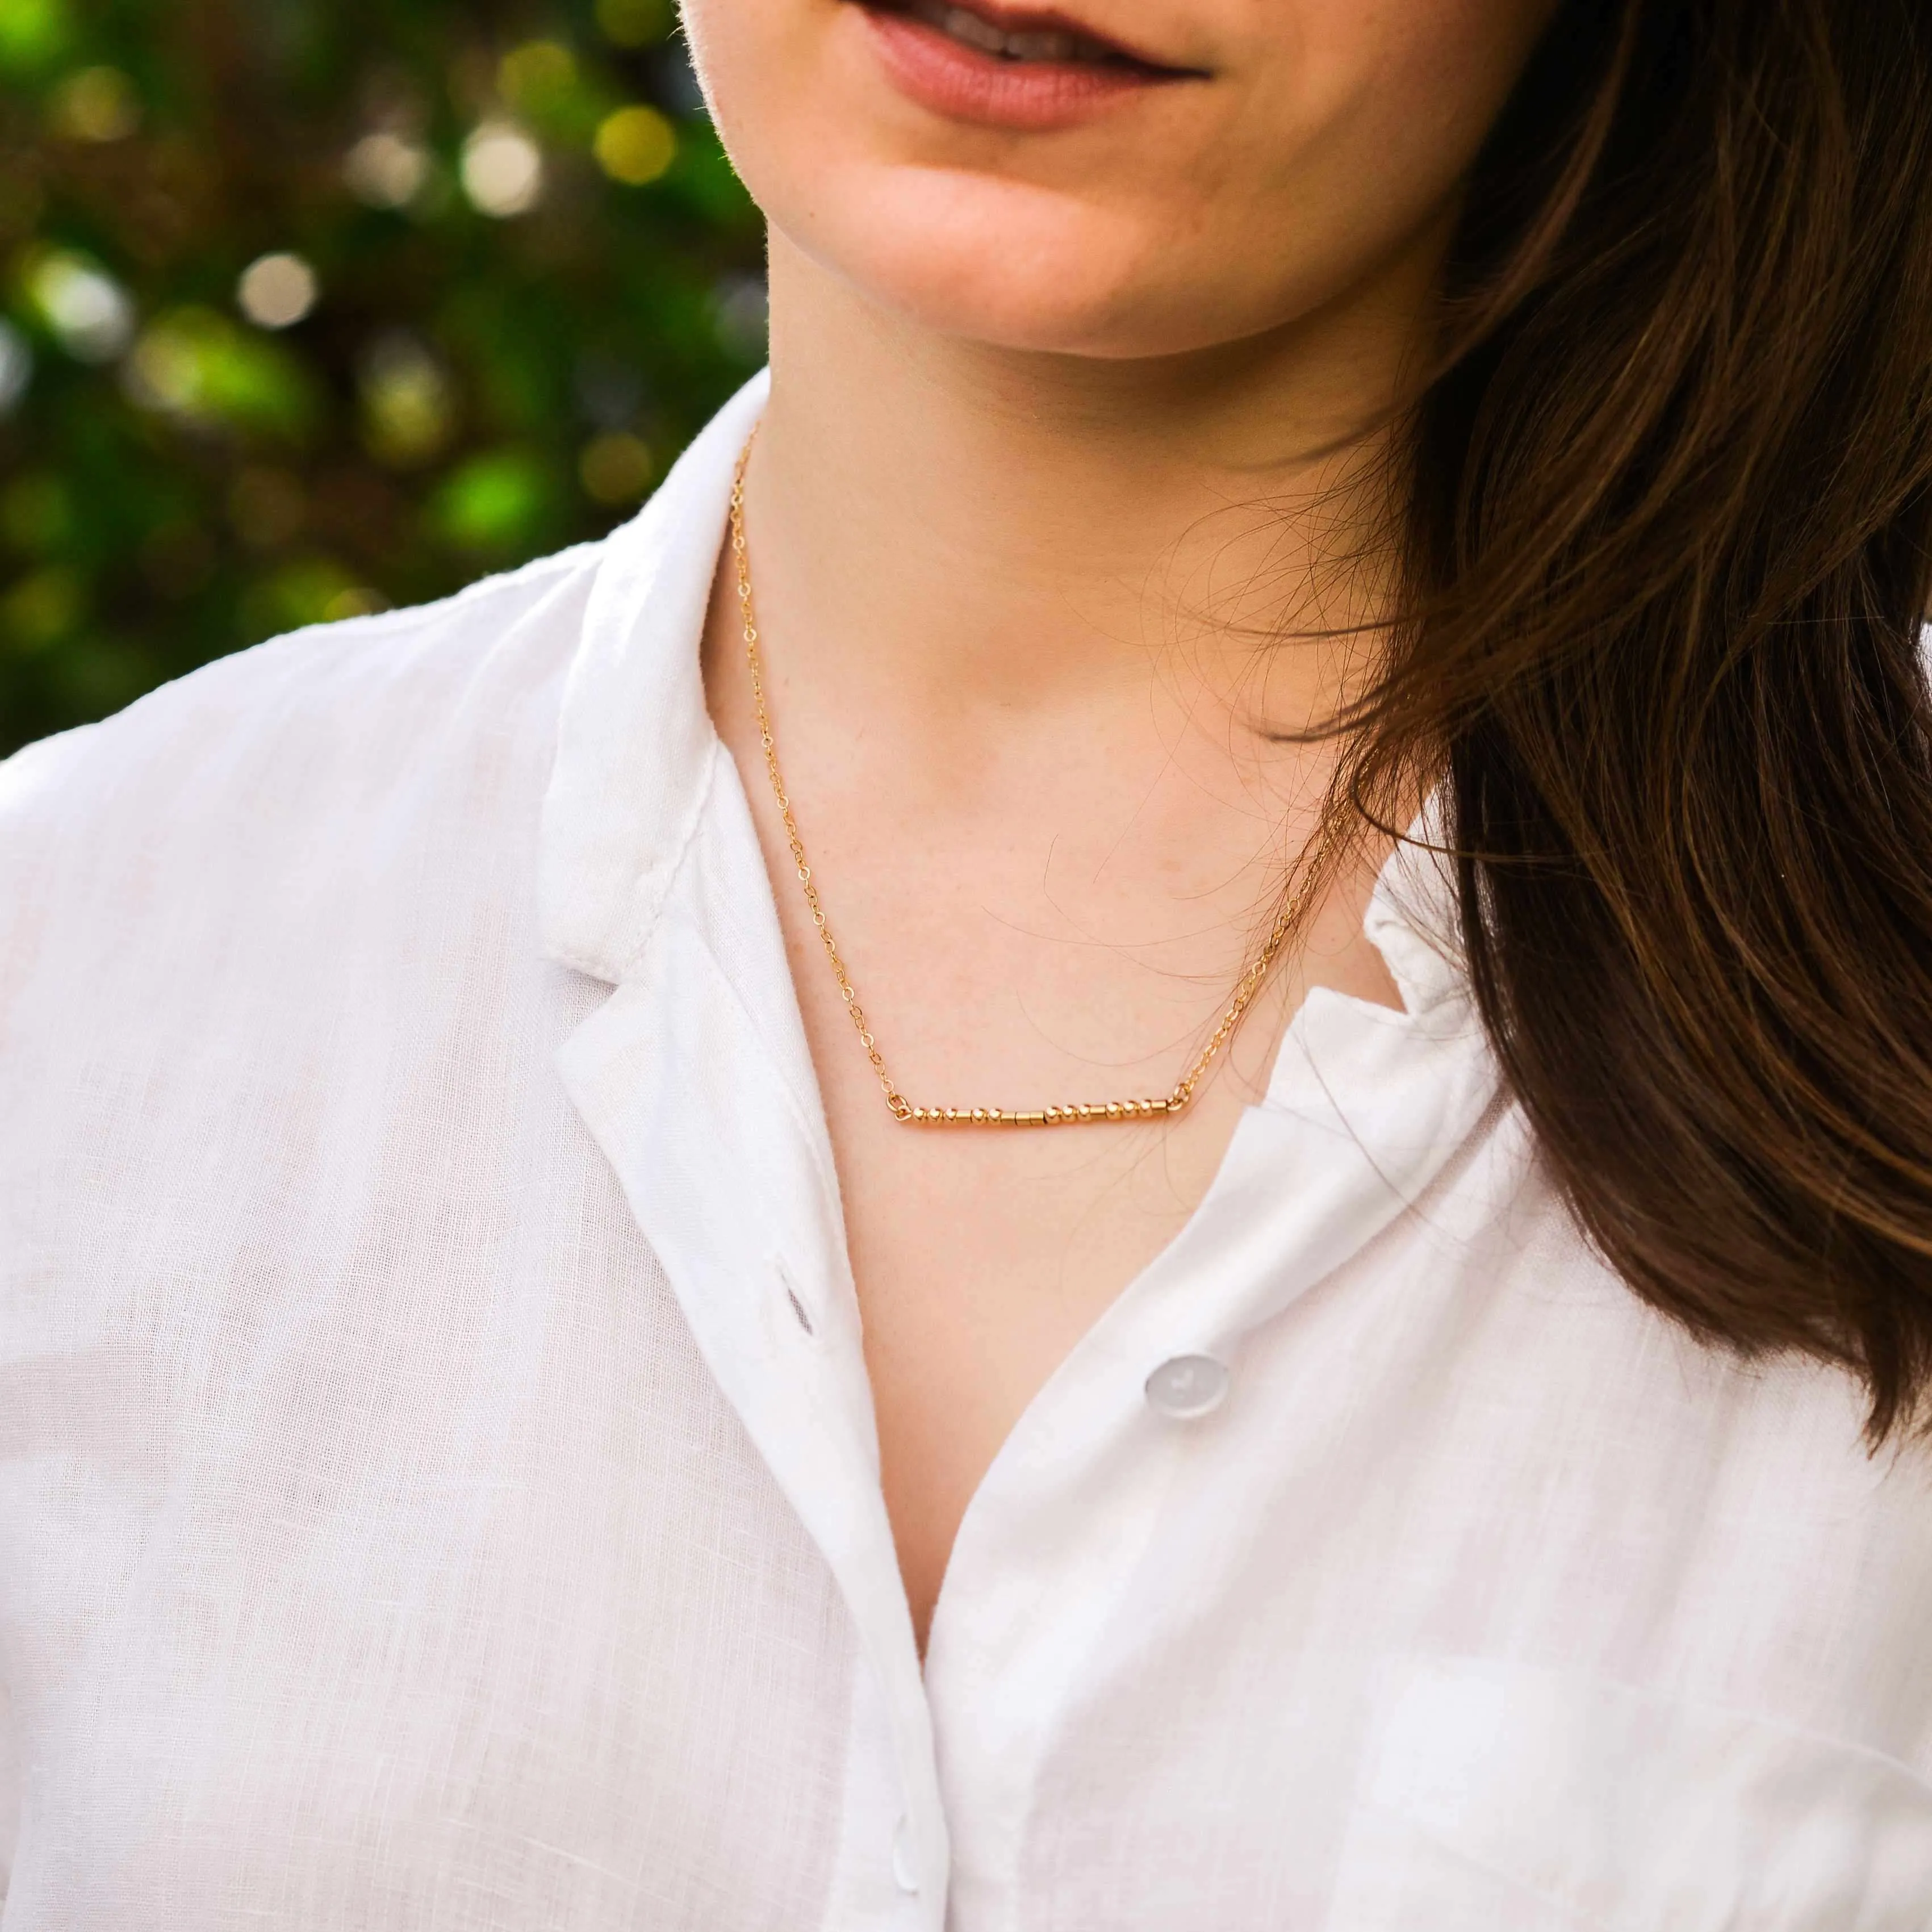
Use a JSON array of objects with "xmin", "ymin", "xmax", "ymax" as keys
[{"xmin": 0, "ymin": 0, "xmax": 766, "ymax": 756}]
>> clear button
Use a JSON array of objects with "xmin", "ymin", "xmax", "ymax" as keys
[
  {"xmin": 1144, "ymin": 1354, "xmax": 1230, "ymax": 1419},
  {"xmin": 892, "ymin": 1815, "xmax": 919, "ymax": 1895}
]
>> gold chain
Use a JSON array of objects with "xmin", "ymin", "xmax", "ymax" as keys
[{"xmin": 728, "ymin": 436, "xmax": 1345, "ymax": 1128}]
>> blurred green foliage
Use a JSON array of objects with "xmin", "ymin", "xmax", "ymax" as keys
[{"xmin": 0, "ymin": 0, "xmax": 766, "ymax": 755}]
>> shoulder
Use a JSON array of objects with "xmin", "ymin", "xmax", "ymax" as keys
[
  {"xmin": 1, "ymin": 539, "xmax": 604, "ymax": 837},
  {"xmin": 0, "ymin": 538, "xmax": 609, "ymax": 860},
  {"xmin": 0, "ymin": 539, "xmax": 610, "ymax": 1000}
]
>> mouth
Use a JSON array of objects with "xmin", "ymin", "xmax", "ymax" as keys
[
  {"xmin": 848, "ymin": 0, "xmax": 1208, "ymax": 131},
  {"xmin": 860, "ymin": 0, "xmax": 1199, "ymax": 77}
]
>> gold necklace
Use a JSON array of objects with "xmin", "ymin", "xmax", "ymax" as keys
[{"xmin": 728, "ymin": 437, "xmax": 1346, "ymax": 1128}]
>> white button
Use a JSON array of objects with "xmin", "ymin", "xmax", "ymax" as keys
[
  {"xmin": 891, "ymin": 1815, "xmax": 919, "ymax": 1895},
  {"xmin": 1144, "ymin": 1354, "xmax": 1230, "ymax": 1419}
]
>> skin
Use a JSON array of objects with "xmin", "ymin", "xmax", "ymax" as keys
[{"xmin": 685, "ymin": 0, "xmax": 1558, "ymax": 1649}]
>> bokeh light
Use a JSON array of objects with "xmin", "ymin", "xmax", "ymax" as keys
[
  {"xmin": 237, "ymin": 254, "xmax": 319, "ymax": 331},
  {"xmin": 595, "ymin": 0, "xmax": 674, "ymax": 49},
  {"xmin": 357, "ymin": 333, "xmax": 457, "ymax": 469},
  {"xmin": 0, "ymin": 0, "xmax": 766, "ymax": 754},
  {"xmin": 343, "ymin": 132, "xmax": 432, "ymax": 211},
  {"xmin": 0, "ymin": 0, "xmax": 73, "ymax": 75},
  {"xmin": 123, "ymin": 308, "xmax": 317, "ymax": 440},
  {"xmin": 461, "ymin": 121, "xmax": 545, "ymax": 219},
  {"xmin": 24, "ymin": 248, "xmax": 135, "ymax": 362},
  {"xmin": 499, "ymin": 41, "xmax": 579, "ymax": 119},
  {"xmin": 579, "ymin": 430, "xmax": 654, "ymax": 505},
  {"xmin": 432, "ymin": 446, "xmax": 555, "ymax": 551},
  {"xmin": 595, "ymin": 104, "xmax": 677, "ymax": 186},
  {"xmin": 47, "ymin": 64, "xmax": 139, "ymax": 141}
]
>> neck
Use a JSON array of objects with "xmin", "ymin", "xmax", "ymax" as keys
[{"xmin": 745, "ymin": 225, "xmax": 1435, "ymax": 744}]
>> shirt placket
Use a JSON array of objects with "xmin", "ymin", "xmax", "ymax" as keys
[
  {"xmin": 555, "ymin": 757, "xmax": 950, "ymax": 1931},
  {"xmin": 922, "ymin": 981, "xmax": 1499, "ymax": 1931}
]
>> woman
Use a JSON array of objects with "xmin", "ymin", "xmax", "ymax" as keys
[{"xmin": 2, "ymin": 0, "xmax": 1930, "ymax": 1922}]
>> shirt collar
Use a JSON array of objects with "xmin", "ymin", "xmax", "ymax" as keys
[
  {"xmin": 1365, "ymin": 792, "xmax": 1467, "ymax": 1019},
  {"xmin": 540, "ymin": 368, "xmax": 771, "ymax": 983}
]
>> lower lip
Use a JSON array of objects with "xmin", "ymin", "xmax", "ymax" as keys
[{"xmin": 855, "ymin": 5, "xmax": 1174, "ymax": 132}]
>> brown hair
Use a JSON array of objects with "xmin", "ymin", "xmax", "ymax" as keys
[{"xmin": 1357, "ymin": 0, "xmax": 1932, "ymax": 1437}]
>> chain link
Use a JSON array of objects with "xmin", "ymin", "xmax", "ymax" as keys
[{"xmin": 729, "ymin": 433, "xmax": 1345, "ymax": 1130}]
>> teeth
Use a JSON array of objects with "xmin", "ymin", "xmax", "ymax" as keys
[
  {"xmin": 939, "ymin": 4, "xmax": 1007, "ymax": 53},
  {"xmin": 1006, "ymin": 28, "xmax": 1083, "ymax": 60},
  {"xmin": 901, "ymin": 0, "xmax": 1117, "ymax": 63}
]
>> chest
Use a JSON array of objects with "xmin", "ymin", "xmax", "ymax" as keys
[
  {"xmin": 6, "ymin": 801, "xmax": 1931, "ymax": 1930},
  {"xmin": 724, "ymin": 750, "xmax": 1402, "ymax": 1646},
  {"xmin": 805, "ymin": 985, "xmax": 1294, "ymax": 1641},
  {"xmin": 5, "ymin": 1057, "xmax": 1930, "ymax": 1932}
]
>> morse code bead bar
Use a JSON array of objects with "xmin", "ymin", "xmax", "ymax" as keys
[{"xmin": 904, "ymin": 1098, "xmax": 1176, "ymax": 1126}]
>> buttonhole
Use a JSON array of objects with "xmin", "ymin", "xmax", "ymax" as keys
[{"xmin": 771, "ymin": 1256, "xmax": 822, "ymax": 1345}]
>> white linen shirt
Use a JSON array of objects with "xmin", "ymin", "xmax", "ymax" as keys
[{"xmin": 3, "ymin": 371, "xmax": 1932, "ymax": 1931}]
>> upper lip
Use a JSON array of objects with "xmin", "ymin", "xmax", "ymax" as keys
[{"xmin": 862, "ymin": 0, "xmax": 1208, "ymax": 77}]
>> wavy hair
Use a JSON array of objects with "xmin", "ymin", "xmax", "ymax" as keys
[{"xmin": 1356, "ymin": 0, "xmax": 1932, "ymax": 1436}]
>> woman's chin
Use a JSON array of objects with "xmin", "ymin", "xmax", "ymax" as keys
[
  {"xmin": 770, "ymin": 175, "xmax": 1251, "ymax": 361},
  {"xmin": 852, "ymin": 256, "xmax": 1157, "ymax": 358}
]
